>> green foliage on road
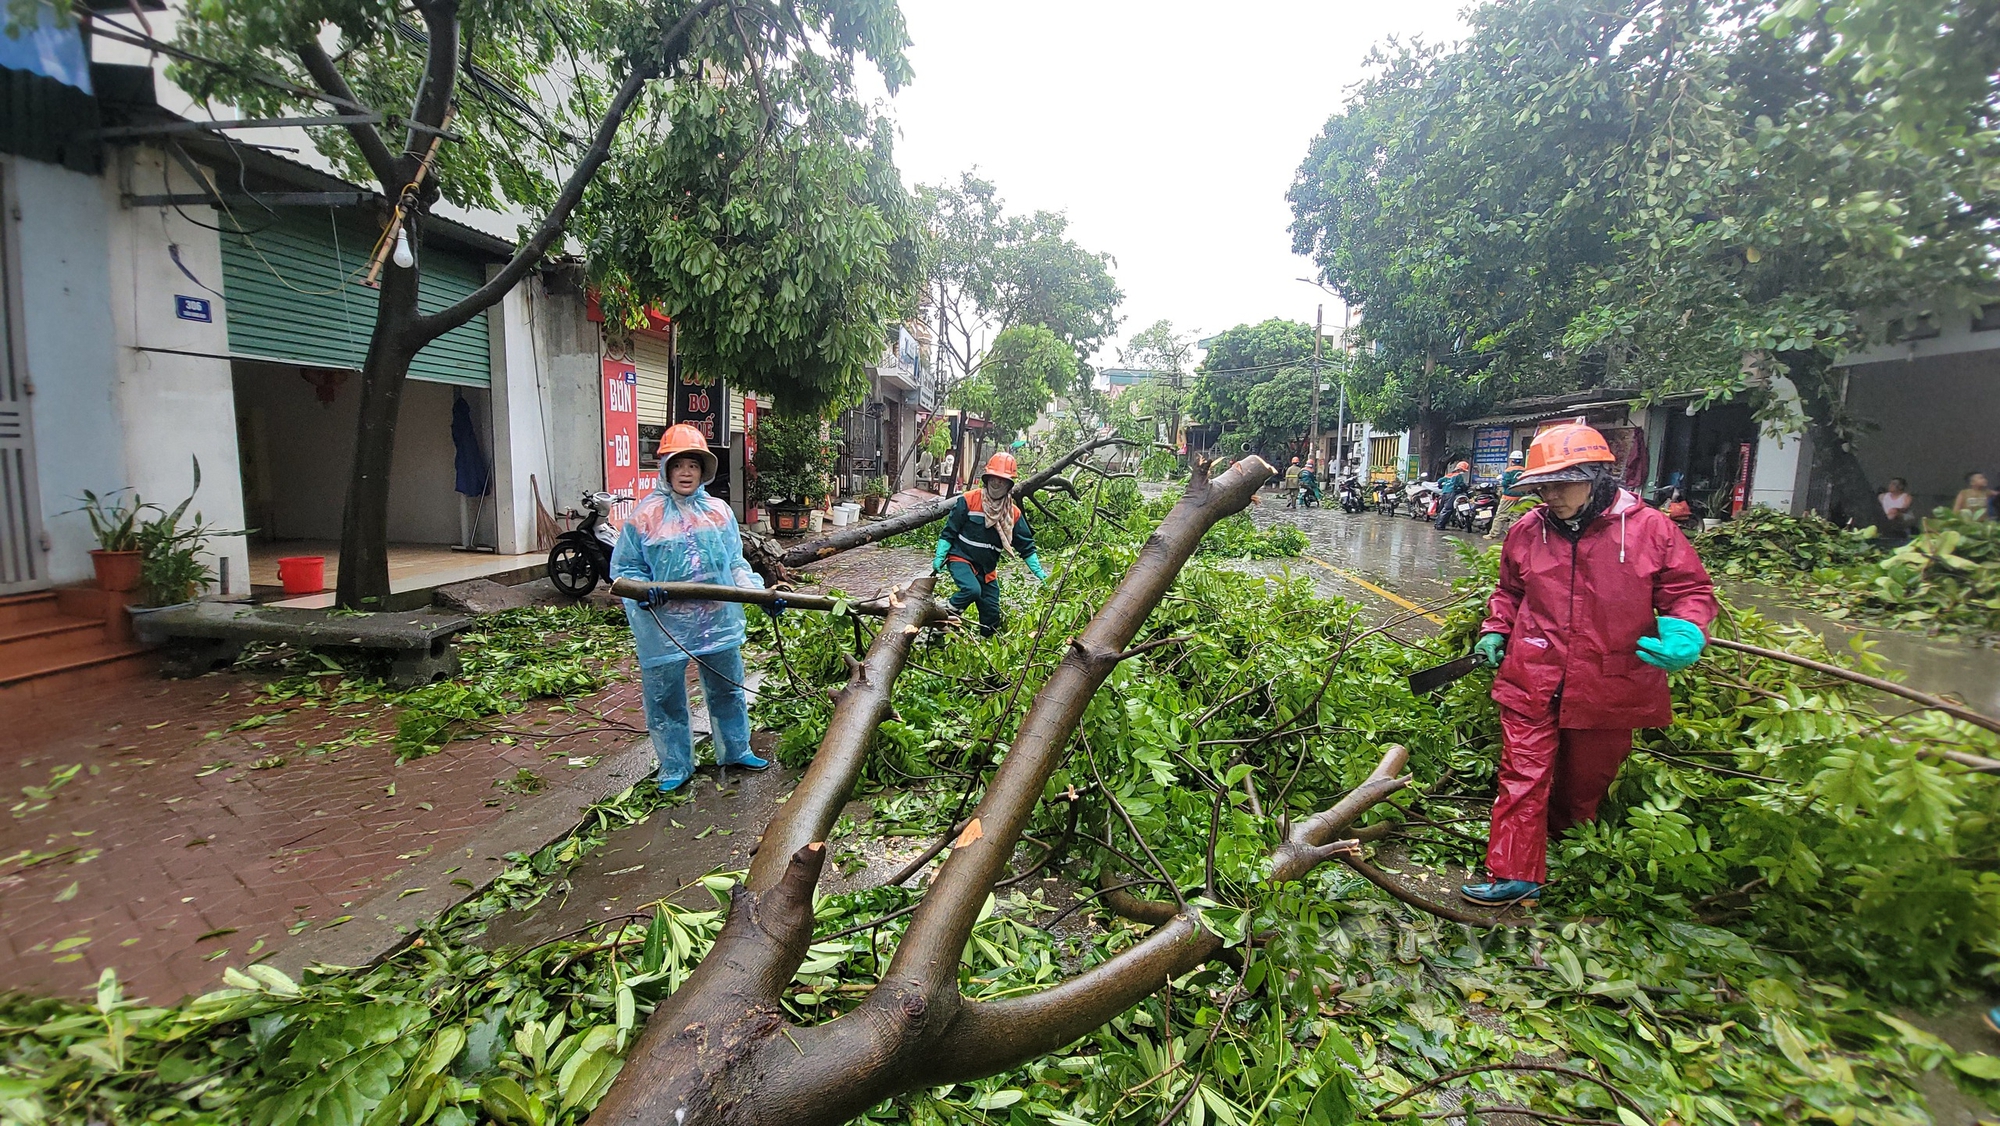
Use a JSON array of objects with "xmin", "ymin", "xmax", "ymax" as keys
[
  {"xmin": 5, "ymin": 502, "xmax": 1999, "ymax": 1126},
  {"xmin": 250, "ymin": 603, "xmax": 632, "ymax": 762},
  {"xmin": 1697, "ymin": 509, "xmax": 2000, "ymax": 637}
]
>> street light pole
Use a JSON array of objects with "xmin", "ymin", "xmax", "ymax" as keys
[
  {"xmin": 1310, "ymin": 303, "xmax": 1322, "ymax": 469},
  {"xmin": 1334, "ymin": 304, "xmax": 1350, "ymax": 474}
]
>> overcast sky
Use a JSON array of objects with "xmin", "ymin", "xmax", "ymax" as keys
[{"xmin": 878, "ymin": 1, "xmax": 1470, "ymax": 364}]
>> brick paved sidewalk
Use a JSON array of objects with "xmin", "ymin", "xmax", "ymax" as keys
[
  {"xmin": 1, "ymin": 548, "xmax": 928, "ymax": 1006},
  {"xmin": 1, "ymin": 657, "xmax": 653, "ymax": 1004}
]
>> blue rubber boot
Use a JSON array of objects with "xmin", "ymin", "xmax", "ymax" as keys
[{"xmin": 1460, "ymin": 879, "xmax": 1543, "ymax": 906}]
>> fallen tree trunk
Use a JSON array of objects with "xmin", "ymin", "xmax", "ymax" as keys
[
  {"xmin": 606, "ymin": 578, "xmax": 952, "ymax": 620},
  {"xmin": 774, "ymin": 435, "xmax": 1138, "ymax": 571},
  {"xmin": 589, "ymin": 456, "xmax": 1420, "ymax": 1126}
]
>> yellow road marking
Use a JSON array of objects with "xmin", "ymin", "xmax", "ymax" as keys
[{"xmin": 1302, "ymin": 554, "xmax": 1446, "ymax": 625}]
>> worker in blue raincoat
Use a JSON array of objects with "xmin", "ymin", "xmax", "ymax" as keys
[{"xmin": 612, "ymin": 423, "xmax": 770, "ymax": 791}]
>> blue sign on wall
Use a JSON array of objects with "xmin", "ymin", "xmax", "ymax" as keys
[{"xmin": 175, "ymin": 295, "xmax": 212, "ymax": 323}]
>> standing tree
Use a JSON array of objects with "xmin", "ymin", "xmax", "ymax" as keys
[
  {"xmin": 171, "ymin": 0, "xmax": 915, "ymax": 607},
  {"xmin": 1186, "ymin": 318, "xmax": 1318, "ymax": 444},
  {"xmin": 1291, "ymin": 0, "xmax": 1998, "ymax": 517},
  {"xmin": 949, "ymin": 324, "xmax": 1078, "ymax": 441},
  {"xmin": 918, "ymin": 172, "xmax": 1123, "ymax": 407},
  {"xmin": 1118, "ymin": 319, "xmax": 1198, "ymax": 455}
]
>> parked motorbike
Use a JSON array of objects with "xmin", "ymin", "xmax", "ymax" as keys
[
  {"xmin": 1372, "ymin": 478, "xmax": 1402, "ymax": 516},
  {"xmin": 1337, "ymin": 474, "xmax": 1369, "ymax": 514},
  {"xmin": 548, "ymin": 491, "xmax": 632, "ymax": 598},
  {"xmin": 1468, "ymin": 484, "xmax": 1500, "ymax": 533},
  {"xmin": 1406, "ymin": 478, "xmax": 1441, "ymax": 521}
]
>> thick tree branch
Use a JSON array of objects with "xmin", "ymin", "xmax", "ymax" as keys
[
  {"xmin": 405, "ymin": 1, "xmax": 461, "ymax": 162},
  {"xmin": 749, "ymin": 576, "xmax": 946, "ymax": 889},
  {"xmin": 412, "ymin": 0, "xmax": 730, "ymax": 343},
  {"xmin": 296, "ymin": 39, "xmax": 400, "ymax": 188},
  {"xmin": 925, "ymin": 913, "xmax": 1220, "ymax": 1083},
  {"xmin": 1270, "ymin": 743, "xmax": 1410, "ymax": 883},
  {"xmin": 878, "ymin": 459, "xmax": 1272, "ymax": 1001}
]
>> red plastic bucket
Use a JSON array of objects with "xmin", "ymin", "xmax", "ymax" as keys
[{"xmin": 276, "ymin": 556, "xmax": 326, "ymax": 596}]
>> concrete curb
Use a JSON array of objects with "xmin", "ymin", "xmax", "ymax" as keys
[{"xmin": 269, "ymin": 736, "xmax": 656, "ymax": 978}]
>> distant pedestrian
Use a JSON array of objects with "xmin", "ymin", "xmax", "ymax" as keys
[
  {"xmin": 1953, "ymin": 471, "xmax": 1992, "ymax": 520},
  {"xmin": 1878, "ymin": 478, "xmax": 1915, "ymax": 536},
  {"xmin": 614, "ymin": 423, "xmax": 771, "ymax": 792},
  {"xmin": 1487, "ymin": 450, "xmax": 1532, "ymax": 539}
]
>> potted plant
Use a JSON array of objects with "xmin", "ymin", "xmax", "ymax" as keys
[
  {"xmin": 72, "ymin": 487, "xmax": 151, "ymax": 592},
  {"xmin": 751, "ymin": 410, "xmax": 837, "ymax": 535},
  {"xmin": 859, "ymin": 475, "xmax": 890, "ymax": 517},
  {"xmin": 130, "ymin": 460, "xmax": 242, "ymax": 641}
]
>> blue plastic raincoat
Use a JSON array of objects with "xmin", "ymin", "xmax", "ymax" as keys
[{"xmin": 611, "ymin": 484, "xmax": 764, "ymax": 666}]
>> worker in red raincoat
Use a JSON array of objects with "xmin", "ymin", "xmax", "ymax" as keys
[{"xmin": 1460, "ymin": 422, "xmax": 1719, "ymax": 906}]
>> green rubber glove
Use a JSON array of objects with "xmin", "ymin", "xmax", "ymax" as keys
[
  {"xmin": 1025, "ymin": 553, "xmax": 1050, "ymax": 583},
  {"xmin": 1635, "ymin": 615, "xmax": 1706, "ymax": 672},
  {"xmin": 1472, "ymin": 632, "xmax": 1506, "ymax": 668},
  {"xmin": 932, "ymin": 539, "xmax": 950, "ymax": 574}
]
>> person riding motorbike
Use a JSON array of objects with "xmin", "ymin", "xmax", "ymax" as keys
[
  {"xmin": 1461, "ymin": 423, "xmax": 1719, "ymax": 906},
  {"xmin": 933, "ymin": 452, "xmax": 1049, "ymax": 636},
  {"xmin": 612, "ymin": 423, "xmax": 771, "ymax": 792},
  {"xmin": 1436, "ymin": 460, "xmax": 1472, "ymax": 530},
  {"xmin": 1295, "ymin": 462, "xmax": 1321, "ymax": 507}
]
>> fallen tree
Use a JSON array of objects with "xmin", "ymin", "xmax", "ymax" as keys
[
  {"xmin": 588, "ymin": 454, "xmax": 1424, "ymax": 1125},
  {"xmin": 769, "ymin": 435, "xmax": 1140, "ymax": 574}
]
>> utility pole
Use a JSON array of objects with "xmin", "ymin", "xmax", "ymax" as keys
[
  {"xmin": 1310, "ymin": 304, "xmax": 1322, "ymax": 469},
  {"xmin": 1334, "ymin": 304, "xmax": 1350, "ymax": 475}
]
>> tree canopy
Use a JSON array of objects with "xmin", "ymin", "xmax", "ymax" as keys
[
  {"xmin": 1187, "ymin": 318, "xmax": 1317, "ymax": 434},
  {"xmin": 949, "ymin": 324, "xmax": 1078, "ymax": 439},
  {"xmin": 919, "ymin": 172, "xmax": 1123, "ymax": 401},
  {"xmin": 165, "ymin": 0, "xmax": 922, "ymax": 602},
  {"xmin": 1117, "ymin": 319, "xmax": 1197, "ymax": 453},
  {"xmin": 1289, "ymin": 0, "xmax": 2000, "ymax": 513}
]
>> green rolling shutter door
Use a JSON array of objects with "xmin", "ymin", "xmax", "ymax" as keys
[{"xmin": 218, "ymin": 211, "xmax": 491, "ymax": 387}]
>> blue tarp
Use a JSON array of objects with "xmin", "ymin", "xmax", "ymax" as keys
[{"xmin": 0, "ymin": 4, "xmax": 91, "ymax": 94}]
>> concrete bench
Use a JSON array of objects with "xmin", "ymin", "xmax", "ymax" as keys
[{"xmin": 140, "ymin": 603, "xmax": 475, "ymax": 686}]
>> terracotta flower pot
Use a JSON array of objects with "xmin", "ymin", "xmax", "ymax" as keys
[
  {"xmin": 861, "ymin": 496, "xmax": 886, "ymax": 517},
  {"xmin": 90, "ymin": 549, "xmax": 143, "ymax": 592}
]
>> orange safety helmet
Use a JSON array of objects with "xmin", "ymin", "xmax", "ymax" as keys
[
  {"xmin": 982, "ymin": 451, "xmax": 1019, "ymax": 481},
  {"xmin": 1511, "ymin": 422, "xmax": 1615, "ymax": 491},
  {"xmin": 1454, "ymin": 460, "xmax": 1471, "ymax": 473},
  {"xmin": 657, "ymin": 422, "xmax": 718, "ymax": 482}
]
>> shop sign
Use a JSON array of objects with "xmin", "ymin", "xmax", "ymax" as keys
[
  {"xmin": 1473, "ymin": 426, "xmax": 1513, "ymax": 473},
  {"xmin": 602, "ymin": 355, "xmax": 639, "ymax": 505}
]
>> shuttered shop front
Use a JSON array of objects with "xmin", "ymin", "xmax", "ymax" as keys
[{"xmin": 218, "ymin": 212, "xmax": 492, "ymax": 387}]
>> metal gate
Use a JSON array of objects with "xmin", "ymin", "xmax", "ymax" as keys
[{"xmin": 0, "ymin": 165, "xmax": 46, "ymax": 593}]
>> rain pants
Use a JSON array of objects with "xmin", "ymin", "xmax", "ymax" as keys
[{"xmin": 1479, "ymin": 488, "xmax": 1717, "ymax": 882}]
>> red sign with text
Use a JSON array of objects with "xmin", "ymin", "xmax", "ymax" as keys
[{"xmin": 602, "ymin": 355, "xmax": 639, "ymax": 508}]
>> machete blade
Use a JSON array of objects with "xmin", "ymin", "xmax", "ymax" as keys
[{"xmin": 1407, "ymin": 654, "xmax": 1480, "ymax": 696}]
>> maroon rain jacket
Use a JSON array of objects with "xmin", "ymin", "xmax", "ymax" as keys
[{"xmin": 1480, "ymin": 489, "xmax": 1718, "ymax": 729}]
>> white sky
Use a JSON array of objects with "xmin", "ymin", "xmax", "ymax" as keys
[{"xmin": 879, "ymin": 1, "xmax": 1470, "ymax": 364}]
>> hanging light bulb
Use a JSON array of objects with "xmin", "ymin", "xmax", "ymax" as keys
[{"xmin": 391, "ymin": 228, "xmax": 415, "ymax": 269}]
